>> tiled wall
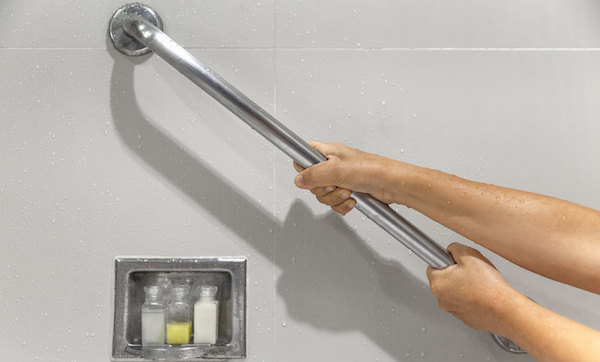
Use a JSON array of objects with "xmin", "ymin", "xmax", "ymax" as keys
[{"xmin": 2, "ymin": 1, "xmax": 599, "ymax": 361}]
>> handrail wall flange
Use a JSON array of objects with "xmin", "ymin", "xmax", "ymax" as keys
[{"xmin": 109, "ymin": 3, "xmax": 163, "ymax": 56}]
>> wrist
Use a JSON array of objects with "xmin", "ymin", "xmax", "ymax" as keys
[
  {"xmin": 387, "ymin": 161, "xmax": 438, "ymax": 207},
  {"xmin": 491, "ymin": 289, "xmax": 536, "ymax": 339},
  {"xmin": 374, "ymin": 157, "xmax": 416, "ymax": 205}
]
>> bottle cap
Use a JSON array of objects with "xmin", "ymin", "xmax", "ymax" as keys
[
  {"xmin": 171, "ymin": 284, "xmax": 190, "ymax": 296},
  {"xmin": 144, "ymin": 285, "xmax": 162, "ymax": 298},
  {"xmin": 199, "ymin": 285, "xmax": 218, "ymax": 298}
]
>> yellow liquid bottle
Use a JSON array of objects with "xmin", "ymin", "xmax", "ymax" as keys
[
  {"xmin": 166, "ymin": 285, "xmax": 191, "ymax": 345},
  {"xmin": 166, "ymin": 322, "xmax": 191, "ymax": 344}
]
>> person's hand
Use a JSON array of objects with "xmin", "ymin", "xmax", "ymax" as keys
[
  {"xmin": 293, "ymin": 141, "xmax": 403, "ymax": 214},
  {"xmin": 426, "ymin": 243, "xmax": 521, "ymax": 335}
]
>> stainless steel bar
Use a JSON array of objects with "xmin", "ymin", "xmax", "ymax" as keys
[{"xmin": 120, "ymin": 14, "xmax": 454, "ymax": 269}]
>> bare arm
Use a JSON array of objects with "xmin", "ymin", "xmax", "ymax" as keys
[
  {"xmin": 427, "ymin": 243, "xmax": 600, "ymax": 362},
  {"xmin": 294, "ymin": 141, "xmax": 600, "ymax": 294}
]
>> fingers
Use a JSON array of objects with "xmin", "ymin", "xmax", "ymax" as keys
[
  {"xmin": 294, "ymin": 161, "xmax": 341, "ymax": 190},
  {"xmin": 426, "ymin": 243, "xmax": 468, "ymax": 301},
  {"xmin": 312, "ymin": 185, "xmax": 349, "ymax": 201},
  {"xmin": 294, "ymin": 142, "xmax": 350, "ymax": 190},
  {"xmin": 311, "ymin": 185, "xmax": 355, "ymax": 215},
  {"xmin": 447, "ymin": 242, "xmax": 473, "ymax": 257},
  {"xmin": 447, "ymin": 242, "xmax": 495, "ymax": 268},
  {"xmin": 330, "ymin": 198, "xmax": 356, "ymax": 215},
  {"xmin": 426, "ymin": 260, "xmax": 456, "ymax": 295},
  {"xmin": 292, "ymin": 141, "xmax": 357, "ymax": 214},
  {"xmin": 293, "ymin": 161, "xmax": 304, "ymax": 173},
  {"xmin": 306, "ymin": 140, "xmax": 342, "ymax": 160},
  {"xmin": 292, "ymin": 165, "xmax": 355, "ymax": 214}
]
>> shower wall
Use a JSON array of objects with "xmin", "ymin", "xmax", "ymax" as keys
[{"xmin": 2, "ymin": 0, "xmax": 600, "ymax": 361}]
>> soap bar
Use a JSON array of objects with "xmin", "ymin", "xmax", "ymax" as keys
[{"xmin": 166, "ymin": 322, "xmax": 191, "ymax": 344}]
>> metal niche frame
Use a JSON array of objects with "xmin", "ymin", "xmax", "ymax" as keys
[{"xmin": 112, "ymin": 257, "xmax": 247, "ymax": 360}]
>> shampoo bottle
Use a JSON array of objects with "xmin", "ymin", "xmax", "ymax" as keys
[{"xmin": 193, "ymin": 285, "xmax": 219, "ymax": 344}]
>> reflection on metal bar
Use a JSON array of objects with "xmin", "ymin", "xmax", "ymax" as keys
[{"xmin": 109, "ymin": 3, "xmax": 454, "ymax": 269}]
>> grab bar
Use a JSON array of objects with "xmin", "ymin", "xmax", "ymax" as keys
[{"xmin": 109, "ymin": 3, "xmax": 454, "ymax": 269}]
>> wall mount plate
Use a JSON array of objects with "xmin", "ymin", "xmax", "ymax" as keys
[
  {"xmin": 490, "ymin": 333, "xmax": 527, "ymax": 354},
  {"xmin": 109, "ymin": 3, "xmax": 162, "ymax": 56}
]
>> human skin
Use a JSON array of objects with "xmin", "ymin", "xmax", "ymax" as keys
[{"xmin": 293, "ymin": 141, "xmax": 600, "ymax": 361}]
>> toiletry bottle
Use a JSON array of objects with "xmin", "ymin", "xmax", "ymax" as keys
[
  {"xmin": 166, "ymin": 285, "xmax": 191, "ymax": 345},
  {"xmin": 141, "ymin": 285, "xmax": 166, "ymax": 345},
  {"xmin": 193, "ymin": 285, "xmax": 219, "ymax": 344},
  {"xmin": 157, "ymin": 273, "xmax": 171, "ymax": 305}
]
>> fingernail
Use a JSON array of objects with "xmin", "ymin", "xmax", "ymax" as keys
[
  {"xmin": 324, "ymin": 186, "xmax": 335, "ymax": 193},
  {"xmin": 295, "ymin": 175, "xmax": 305, "ymax": 188},
  {"xmin": 340, "ymin": 192, "xmax": 349, "ymax": 200},
  {"xmin": 347, "ymin": 200, "xmax": 355, "ymax": 210}
]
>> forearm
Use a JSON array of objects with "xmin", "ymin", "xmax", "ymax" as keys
[
  {"xmin": 294, "ymin": 142, "xmax": 600, "ymax": 291},
  {"xmin": 391, "ymin": 162, "xmax": 600, "ymax": 293},
  {"xmin": 498, "ymin": 294, "xmax": 600, "ymax": 362}
]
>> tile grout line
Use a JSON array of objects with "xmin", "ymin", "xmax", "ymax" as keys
[
  {"xmin": 272, "ymin": 0, "xmax": 278, "ymax": 358},
  {"xmin": 3, "ymin": 47, "xmax": 600, "ymax": 51}
]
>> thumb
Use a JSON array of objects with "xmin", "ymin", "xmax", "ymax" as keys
[
  {"xmin": 294, "ymin": 141, "xmax": 348, "ymax": 190},
  {"xmin": 294, "ymin": 161, "xmax": 337, "ymax": 189}
]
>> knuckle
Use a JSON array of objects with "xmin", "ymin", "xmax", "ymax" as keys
[
  {"xmin": 429, "ymin": 282, "xmax": 442, "ymax": 297},
  {"xmin": 438, "ymin": 302, "xmax": 452, "ymax": 313}
]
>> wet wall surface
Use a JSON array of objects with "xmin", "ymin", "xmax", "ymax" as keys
[{"xmin": 2, "ymin": 1, "xmax": 600, "ymax": 361}]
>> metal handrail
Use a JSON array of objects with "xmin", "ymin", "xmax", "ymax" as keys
[{"xmin": 109, "ymin": 4, "xmax": 454, "ymax": 269}]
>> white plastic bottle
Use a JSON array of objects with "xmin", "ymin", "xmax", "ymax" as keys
[
  {"xmin": 141, "ymin": 285, "xmax": 165, "ymax": 345},
  {"xmin": 193, "ymin": 285, "xmax": 219, "ymax": 344}
]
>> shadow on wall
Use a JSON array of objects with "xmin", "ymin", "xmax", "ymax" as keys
[{"xmin": 107, "ymin": 51, "xmax": 496, "ymax": 360}]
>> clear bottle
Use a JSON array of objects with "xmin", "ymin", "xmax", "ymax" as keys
[
  {"xmin": 166, "ymin": 285, "xmax": 191, "ymax": 345},
  {"xmin": 193, "ymin": 285, "xmax": 219, "ymax": 344},
  {"xmin": 141, "ymin": 285, "xmax": 165, "ymax": 345}
]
